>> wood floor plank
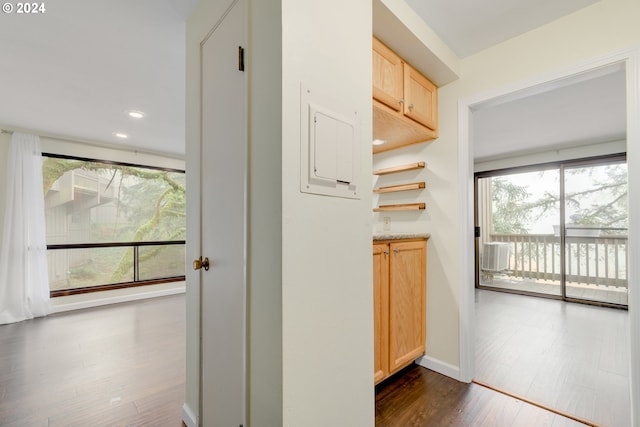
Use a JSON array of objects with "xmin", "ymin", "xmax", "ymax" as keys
[
  {"xmin": 0, "ymin": 295, "xmax": 185, "ymax": 427},
  {"xmin": 4, "ymin": 289, "xmax": 627, "ymax": 426},
  {"xmin": 376, "ymin": 365, "xmax": 589, "ymax": 427},
  {"xmin": 475, "ymin": 289, "xmax": 630, "ymax": 427}
]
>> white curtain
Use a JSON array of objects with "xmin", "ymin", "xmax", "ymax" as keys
[{"xmin": 0, "ymin": 132, "xmax": 51, "ymax": 324}]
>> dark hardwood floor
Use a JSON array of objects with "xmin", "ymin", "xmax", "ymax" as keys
[
  {"xmin": 3, "ymin": 291, "xmax": 627, "ymax": 426},
  {"xmin": 0, "ymin": 295, "xmax": 185, "ymax": 427},
  {"xmin": 376, "ymin": 364, "xmax": 589, "ymax": 427}
]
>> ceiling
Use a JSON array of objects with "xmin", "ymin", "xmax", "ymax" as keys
[
  {"xmin": 0, "ymin": 0, "xmax": 623, "ymax": 160},
  {"xmin": 404, "ymin": 0, "xmax": 600, "ymax": 58},
  {"xmin": 472, "ymin": 64, "xmax": 627, "ymax": 161},
  {"xmin": 0, "ymin": 0, "xmax": 197, "ymax": 156}
]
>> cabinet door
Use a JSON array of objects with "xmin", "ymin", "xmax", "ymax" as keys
[
  {"xmin": 373, "ymin": 243, "xmax": 389, "ymax": 384},
  {"xmin": 373, "ymin": 37, "xmax": 403, "ymax": 112},
  {"xmin": 388, "ymin": 240, "xmax": 426, "ymax": 374},
  {"xmin": 403, "ymin": 63, "xmax": 438, "ymax": 131}
]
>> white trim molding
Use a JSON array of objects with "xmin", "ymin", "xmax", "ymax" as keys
[
  {"xmin": 458, "ymin": 46, "xmax": 640, "ymax": 427},
  {"xmin": 457, "ymin": 97, "xmax": 475, "ymax": 384},
  {"xmin": 50, "ymin": 283, "xmax": 185, "ymax": 313},
  {"xmin": 416, "ymin": 355, "xmax": 461, "ymax": 381},
  {"xmin": 625, "ymin": 47, "xmax": 640, "ymax": 427},
  {"xmin": 182, "ymin": 403, "xmax": 198, "ymax": 427}
]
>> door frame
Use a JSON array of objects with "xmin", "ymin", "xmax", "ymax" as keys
[
  {"xmin": 457, "ymin": 48, "xmax": 640, "ymax": 426},
  {"xmin": 198, "ymin": 0, "xmax": 248, "ymax": 424},
  {"xmin": 184, "ymin": 0, "xmax": 248, "ymax": 425}
]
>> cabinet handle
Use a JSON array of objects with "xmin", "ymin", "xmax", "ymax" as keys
[
  {"xmin": 408, "ymin": 103, "xmax": 414, "ymax": 110},
  {"xmin": 393, "ymin": 248, "xmax": 400, "ymax": 254},
  {"xmin": 398, "ymin": 98, "xmax": 404, "ymax": 105},
  {"xmin": 384, "ymin": 250, "xmax": 389, "ymax": 255}
]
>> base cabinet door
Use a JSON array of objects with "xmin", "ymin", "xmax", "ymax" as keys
[
  {"xmin": 388, "ymin": 240, "xmax": 426, "ymax": 374},
  {"xmin": 373, "ymin": 239, "xmax": 426, "ymax": 384}
]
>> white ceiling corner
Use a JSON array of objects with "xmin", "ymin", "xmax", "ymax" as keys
[
  {"xmin": 404, "ymin": 0, "xmax": 601, "ymax": 58},
  {"xmin": 0, "ymin": 0, "xmax": 197, "ymax": 156}
]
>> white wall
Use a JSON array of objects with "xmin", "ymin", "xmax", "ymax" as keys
[
  {"xmin": 281, "ymin": 0, "xmax": 373, "ymax": 425},
  {"xmin": 435, "ymin": 0, "xmax": 640, "ymax": 420},
  {"xmin": 186, "ymin": 1, "xmax": 373, "ymax": 425},
  {"xmin": 452, "ymin": 0, "xmax": 640, "ymax": 419},
  {"xmin": 186, "ymin": 2, "xmax": 286, "ymax": 425},
  {"xmin": 372, "ymin": 0, "xmax": 640, "ymax": 381},
  {"xmin": 246, "ymin": 0, "xmax": 283, "ymax": 425}
]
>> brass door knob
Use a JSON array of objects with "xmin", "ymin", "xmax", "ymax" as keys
[{"xmin": 193, "ymin": 256, "xmax": 210, "ymax": 271}]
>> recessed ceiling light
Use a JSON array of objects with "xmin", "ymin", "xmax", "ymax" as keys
[
  {"xmin": 113, "ymin": 132, "xmax": 128, "ymax": 139},
  {"xmin": 127, "ymin": 110, "xmax": 145, "ymax": 119},
  {"xmin": 372, "ymin": 139, "xmax": 386, "ymax": 146}
]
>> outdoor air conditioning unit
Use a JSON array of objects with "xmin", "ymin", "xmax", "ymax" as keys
[{"xmin": 482, "ymin": 242, "xmax": 510, "ymax": 272}]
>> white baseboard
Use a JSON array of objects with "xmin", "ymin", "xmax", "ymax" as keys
[
  {"xmin": 416, "ymin": 355, "xmax": 462, "ymax": 382},
  {"xmin": 182, "ymin": 403, "xmax": 198, "ymax": 427},
  {"xmin": 50, "ymin": 283, "xmax": 185, "ymax": 313}
]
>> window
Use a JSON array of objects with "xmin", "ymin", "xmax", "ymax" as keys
[{"xmin": 42, "ymin": 154, "xmax": 186, "ymax": 296}]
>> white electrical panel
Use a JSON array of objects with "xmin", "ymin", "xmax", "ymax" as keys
[{"xmin": 300, "ymin": 84, "xmax": 360, "ymax": 199}]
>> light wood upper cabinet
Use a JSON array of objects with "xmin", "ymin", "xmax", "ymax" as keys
[
  {"xmin": 373, "ymin": 238, "xmax": 427, "ymax": 384},
  {"xmin": 403, "ymin": 63, "xmax": 438, "ymax": 131},
  {"xmin": 372, "ymin": 37, "xmax": 403, "ymax": 112},
  {"xmin": 372, "ymin": 37, "xmax": 438, "ymax": 153}
]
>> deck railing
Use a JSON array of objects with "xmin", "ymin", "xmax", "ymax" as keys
[{"xmin": 488, "ymin": 231, "xmax": 628, "ymax": 288}]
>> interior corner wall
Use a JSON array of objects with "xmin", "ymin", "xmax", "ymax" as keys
[
  {"xmin": 247, "ymin": 0, "xmax": 283, "ymax": 425},
  {"xmin": 280, "ymin": 0, "xmax": 374, "ymax": 425}
]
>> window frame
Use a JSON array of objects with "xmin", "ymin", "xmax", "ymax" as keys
[{"xmin": 42, "ymin": 153, "xmax": 186, "ymax": 297}]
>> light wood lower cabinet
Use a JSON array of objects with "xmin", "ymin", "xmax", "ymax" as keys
[{"xmin": 373, "ymin": 239, "xmax": 426, "ymax": 384}]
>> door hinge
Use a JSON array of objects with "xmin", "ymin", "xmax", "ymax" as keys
[
  {"xmin": 238, "ymin": 46, "xmax": 245, "ymax": 72},
  {"xmin": 474, "ymin": 226, "xmax": 481, "ymax": 238}
]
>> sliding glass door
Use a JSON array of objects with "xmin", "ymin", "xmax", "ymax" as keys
[
  {"xmin": 476, "ymin": 168, "xmax": 562, "ymax": 297},
  {"xmin": 475, "ymin": 155, "xmax": 628, "ymax": 307},
  {"xmin": 563, "ymin": 160, "xmax": 628, "ymax": 305}
]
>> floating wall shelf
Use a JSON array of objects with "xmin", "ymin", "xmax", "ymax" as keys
[
  {"xmin": 373, "ymin": 161, "xmax": 425, "ymax": 176},
  {"xmin": 373, "ymin": 203, "xmax": 426, "ymax": 212},
  {"xmin": 374, "ymin": 182, "xmax": 425, "ymax": 194}
]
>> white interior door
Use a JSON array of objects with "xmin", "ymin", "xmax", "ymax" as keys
[{"xmin": 199, "ymin": 0, "xmax": 247, "ymax": 425}]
